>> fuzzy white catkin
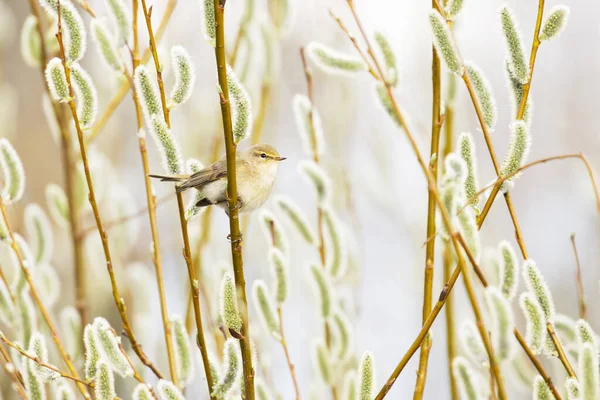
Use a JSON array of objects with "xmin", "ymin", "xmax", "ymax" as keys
[
  {"xmin": 17, "ymin": 292, "xmax": 37, "ymax": 346},
  {"xmin": 168, "ymin": 46, "xmax": 196, "ymax": 108},
  {"xmin": 255, "ymin": 377, "xmax": 273, "ymax": 400},
  {"xmin": 565, "ymin": 378, "xmax": 580, "ymax": 400},
  {"xmin": 313, "ymin": 340, "xmax": 332, "ymax": 384},
  {"xmin": 343, "ymin": 370, "xmax": 358, "ymax": 400},
  {"xmin": 305, "ymin": 41, "xmax": 368, "ymax": 75},
  {"xmin": 458, "ymin": 132, "xmax": 479, "ymax": 210},
  {"xmin": 219, "ymin": 272, "xmax": 242, "ymax": 332},
  {"xmin": 500, "ymin": 120, "xmax": 531, "ymax": 192},
  {"xmin": 28, "ymin": 333, "xmax": 60, "ymax": 382},
  {"xmin": 83, "ymin": 326, "xmax": 100, "ymax": 379},
  {"xmin": 459, "ymin": 319, "xmax": 487, "ymax": 365},
  {"xmin": 157, "ymin": 380, "xmax": 185, "ymax": 400},
  {"xmin": 92, "ymin": 317, "xmax": 134, "ymax": 377},
  {"xmin": 498, "ymin": 241, "xmax": 518, "ymax": 300},
  {"xmin": 38, "ymin": 0, "xmax": 87, "ymax": 63},
  {"xmin": 0, "ymin": 278, "xmax": 15, "ymax": 326},
  {"xmin": 522, "ymin": 260, "xmax": 555, "ymax": 321},
  {"xmin": 45, "ymin": 183, "xmax": 69, "ymax": 228},
  {"xmin": 70, "ymin": 63, "xmax": 98, "ymax": 128},
  {"xmin": 90, "ymin": 19, "xmax": 122, "ymax": 72},
  {"xmin": 23, "ymin": 354, "xmax": 46, "ymax": 400},
  {"xmin": 444, "ymin": 0, "xmax": 465, "ymax": 20},
  {"xmin": 21, "ymin": 16, "xmax": 41, "ymax": 67},
  {"xmin": 373, "ymin": 31, "xmax": 398, "ymax": 86},
  {"xmin": 539, "ymin": 6, "xmax": 570, "ymax": 42},
  {"xmin": 485, "ymin": 287, "xmax": 516, "ymax": 361},
  {"xmin": 268, "ymin": 0, "xmax": 295, "ymax": 36},
  {"xmin": 292, "ymin": 94, "xmax": 325, "ymax": 157},
  {"xmin": 55, "ymin": 383, "xmax": 75, "ymax": 400},
  {"xmin": 184, "ymin": 158, "xmax": 205, "ymax": 220},
  {"xmin": 24, "ymin": 203, "xmax": 53, "ymax": 265},
  {"xmin": 171, "ymin": 315, "xmax": 194, "ymax": 386},
  {"xmin": 150, "ymin": 114, "xmax": 184, "ymax": 175},
  {"xmin": 532, "ymin": 375, "xmax": 552, "ymax": 400},
  {"xmin": 274, "ymin": 195, "xmax": 317, "ymax": 245},
  {"xmin": 504, "ymin": 60, "xmax": 533, "ymax": 124},
  {"xmin": 202, "ymin": 0, "xmax": 216, "ymax": 46},
  {"xmin": 212, "ymin": 339, "xmax": 241, "ymax": 397},
  {"xmin": 452, "ymin": 357, "xmax": 481, "ymax": 400},
  {"xmin": 226, "ymin": 65, "xmax": 253, "ymax": 143},
  {"xmin": 95, "ymin": 361, "xmax": 116, "ymax": 400},
  {"xmin": 357, "ymin": 351, "xmax": 375, "ymax": 400},
  {"xmin": 59, "ymin": 306, "xmax": 81, "ymax": 359},
  {"xmin": 268, "ymin": 247, "xmax": 288, "ymax": 305},
  {"xmin": 253, "ymin": 280, "xmax": 282, "ymax": 340},
  {"xmin": 133, "ymin": 384, "xmax": 154, "ymax": 400},
  {"xmin": 579, "ymin": 342, "xmax": 599, "ymax": 400},
  {"xmin": 519, "ymin": 292, "xmax": 546, "ymax": 354},
  {"xmin": 309, "ymin": 264, "xmax": 334, "ymax": 319},
  {"xmin": 260, "ymin": 209, "xmax": 289, "ymax": 256},
  {"xmin": 260, "ymin": 20, "xmax": 280, "ymax": 85},
  {"xmin": 134, "ymin": 65, "xmax": 162, "ymax": 126},
  {"xmin": 429, "ymin": 10, "xmax": 463, "ymax": 75},
  {"xmin": 576, "ymin": 319, "xmax": 597, "ymax": 348},
  {"xmin": 0, "ymin": 138, "xmax": 25, "ymax": 204},
  {"xmin": 458, "ymin": 202, "xmax": 480, "ymax": 262},
  {"xmin": 45, "ymin": 58, "xmax": 69, "ymax": 101},
  {"xmin": 297, "ymin": 160, "xmax": 331, "ymax": 206},
  {"xmin": 465, "ymin": 62, "xmax": 497, "ymax": 130},
  {"xmin": 374, "ymin": 82, "xmax": 402, "ymax": 127},
  {"xmin": 554, "ymin": 314, "xmax": 577, "ymax": 344},
  {"xmin": 332, "ymin": 310, "xmax": 353, "ymax": 361},
  {"xmin": 323, "ymin": 207, "xmax": 348, "ymax": 279},
  {"xmin": 499, "ymin": 6, "xmax": 530, "ymax": 84},
  {"xmin": 105, "ymin": 0, "xmax": 131, "ymax": 45}
]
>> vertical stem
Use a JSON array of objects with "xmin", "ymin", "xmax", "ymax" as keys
[
  {"xmin": 277, "ymin": 309, "xmax": 301, "ymax": 399},
  {"xmin": 131, "ymin": 0, "xmax": 178, "ymax": 385},
  {"xmin": 413, "ymin": 18, "xmax": 442, "ymax": 399},
  {"xmin": 212, "ymin": 1, "xmax": 255, "ymax": 398},
  {"xmin": 570, "ymin": 233, "xmax": 586, "ymax": 319}
]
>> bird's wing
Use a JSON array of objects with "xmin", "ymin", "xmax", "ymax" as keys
[{"xmin": 176, "ymin": 158, "xmax": 228, "ymax": 193}]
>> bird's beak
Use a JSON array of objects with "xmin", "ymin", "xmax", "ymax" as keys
[{"xmin": 275, "ymin": 157, "xmax": 287, "ymax": 161}]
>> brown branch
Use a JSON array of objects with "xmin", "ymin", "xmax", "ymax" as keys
[
  {"xmin": 277, "ymin": 309, "xmax": 301, "ymax": 400},
  {"xmin": 570, "ymin": 233, "xmax": 586, "ymax": 320},
  {"xmin": 547, "ymin": 322, "xmax": 576, "ymax": 379},
  {"xmin": 515, "ymin": 331, "xmax": 562, "ymax": 399}
]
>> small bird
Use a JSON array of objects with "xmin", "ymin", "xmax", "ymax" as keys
[{"xmin": 149, "ymin": 144, "xmax": 286, "ymax": 214}]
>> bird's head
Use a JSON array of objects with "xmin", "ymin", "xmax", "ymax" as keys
[{"xmin": 247, "ymin": 144, "xmax": 286, "ymax": 164}]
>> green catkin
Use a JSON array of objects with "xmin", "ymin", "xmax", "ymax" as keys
[
  {"xmin": 92, "ymin": 317, "xmax": 134, "ymax": 377},
  {"xmin": 579, "ymin": 343, "xmax": 599, "ymax": 400},
  {"xmin": 313, "ymin": 340, "xmax": 332, "ymax": 384},
  {"xmin": 309, "ymin": 264, "xmax": 333, "ymax": 319},
  {"xmin": 39, "ymin": 0, "xmax": 86, "ymax": 63},
  {"xmin": 459, "ymin": 319, "xmax": 487, "ymax": 365},
  {"xmin": 485, "ymin": 287, "xmax": 516, "ymax": 361},
  {"xmin": 171, "ymin": 315, "xmax": 194, "ymax": 386},
  {"xmin": 565, "ymin": 378, "xmax": 580, "ymax": 400},
  {"xmin": 255, "ymin": 377, "xmax": 272, "ymax": 400},
  {"xmin": 522, "ymin": 260, "xmax": 555, "ymax": 321},
  {"xmin": 219, "ymin": 272, "xmax": 243, "ymax": 333},
  {"xmin": 429, "ymin": 10, "xmax": 463, "ymax": 75},
  {"xmin": 17, "ymin": 292, "xmax": 37, "ymax": 346},
  {"xmin": 374, "ymin": 82, "xmax": 402, "ymax": 127},
  {"xmin": 458, "ymin": 202, "xmax": 480, "ymax": 263},
  {"xmin": 202, "ymin": 0, "xmax": 216, "ymax": 46},
  {"xmin": 157, "ymin": 380, "xmax": 185, "ymax": 400},
  {"xmin": 499, "ymin": 6, "xmax": 529, "ymax": 84},
  {"xmin": 45, "ymin": 58, "xmax": 69, "ymax": 101},
  {"xmin": 0, "ymin": 278, "xmax": 14, "ymax": 326},
  {"xmin": 105, "ymin": 0, "xmax": 131, "ymax": 45},
  {"xmin": 23, "ymin": 355, "xmax": 46, "ymax": 400},
  {"xmin": 84, "ymin": 325, "xmax": 99, "ymax": 380},
  {"xmin": 323, "ymin": 207, "xmax": 347, "ymax": 279},
  {"xmin": 500, "ymin": 120, "xmax": 531, "ymax": 192},
  {"xmin": 268, "ymin": 0, "xmax": 294, "ymax": 35},
  {"xmin": 465, "ymin": 62, "xmax": 497, "ymax": 130},
  {"xmin": 268, "ymin": 247, "xmax": 288, "ymax": 305},
  {"xmin": 133, "ymin": 384, "xmax": 154, "ymax": 400},
  {"xmin": 332, "ymin": 310, "xmax": 352, "ymax": 361},
  {"xmin": 297, "ymin": 160, "xmax": 331, "ymax": 206},
  {"xmin": 21, "ymin": 16, "xmax": 41, "ymax": 67},
  {"xmin": 533, "ymin": 375, "xmax": 552, "ymax": 400},
  {"xmin": 252, "ymin": 280, "xmax": 281, "ymax": 340},
  {"xmin": 539, "ymin": 6, "xmax": 570, "ymax": 42},
  {"xmin": 45, "ymin": 184, "xmax": 69, "ymax": 228},
  {"xmin": 358, "ymin": 351, "xmax": 375, "ymax": 400},
  {"xmin": 519, "ymin": 292, "xmax": 546, "ymax": 355},
  {"xmin": 59, "ymin": 306, "xmax": 82, "ymax": 359},
  {"xmin": 260, "ymin": 20, "xmax": 279, "ymax": 84},
  {"xmin": 0, "ymin": 139, "xmax": 25, "ymax": 204},
  {"xmin": 504, "ymin": 60, "xmax": 533, "ymax": 123},
  {"xmin": 95, "ymin": 361, "xmax": 116, "ymax": 400},
  {"xmin": 134, "ymin": 65, "xmax": 162, "ymax": 126},
  {"xmin": 554, "ymin": 314, "xmax": 577, "ymax": 344},
  {"xmin": 213, "ymin": 339, "xmax": 241, "ymax": 397},
  {"xmin": 373, "ymin": 31, "xmax": 398, "ymax": 86},
  {"xmin": 292, "ymin": 94, "xmax": 325, "ymax": 157},
  {"xmin": 24, "ymin": 203, "xmax": 52, "ymax": 265},
  {"xmin": 55, "ymin": 383, "xmax": 75, "ymax": 400},
  {"xmin": 70, "ymin": 63, "xmax": 98, "ymax": 129},
  {"xmin": 439, "ymin": 181, "xmax": 460, "ymax": 240},
  {"xmin": 442, "ymin": 153, "xmax": 468, "ymax": 185},
  {"xmin": 274, "ymin": 195, "xmax": 317, "ymax": 245},
  {"xmin": 444, "ymin": 0, "xmax": 465, "ymax": 20},
  {"xmin": 90, "ymin": 19, "xmax": 122, "ymax": 72},
  {"xmin": 498, "ymin": 241, "xmax": 518, "ymax": 300},
  {"xmin": 576, "ymin": 319, "xmax": 597, "ymax": 347},
  {"xmin": 28, "ymin": 333, "xmax": 59, "ymax": 382},
  {"xmin": 150, "ymin": 114, "xmax": 184, "ymax": 175},
  {"xmin": 305, "ymin": 41, "xmax": 368, "ymax": 75},
  {"xmin": 452, "ymin": 357, "xmax": 480, "ymax": 400},
  {"xmin": 168, "ymin": 46, "xmax": 196, "ymax": 108},
  {"xmin": 343, "ymin": 370, "xmax": 357, "ymax": 400},
  {"xmin": 260, "ymin": 209, "xmax": 289, "ymax": 256},
  {"xmin": 38, "ymin": 264, "xmax": 60, "ymax": 307},
  {"xmin": 184, "ymin": 159, "xmax": 204, "ymax": 220},
  {"xmin": 458, "ymin": 132, "xmax": 479, "ymax": 209},
  {"xmin": 226, "ymin": 65, "xmax": 253, "ymax": 143}
]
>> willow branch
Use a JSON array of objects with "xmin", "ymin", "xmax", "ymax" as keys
[{"xmin": 570, "ymin": 233, "xmax": 586, "ymax": 319}]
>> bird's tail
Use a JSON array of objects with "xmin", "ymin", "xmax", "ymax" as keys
[{"xmin": 148, "ymin": 174, "xmax": 189, "ymax": 183}]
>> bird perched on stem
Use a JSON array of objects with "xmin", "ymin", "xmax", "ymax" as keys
[{"xmin": 149, "ymin": 144, "xmax": 286, "ymax": 214}]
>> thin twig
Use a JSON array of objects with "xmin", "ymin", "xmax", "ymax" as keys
[
  {"xmin": 547, "ymin": 322, "xmax": 577, "ymax": 379},
  {"xmin": 570, "ymin": 233, "xmax": 586, "ymax": 320},
  {"xmin": 0, "ymin": 344, "xmax": 27, "ymax": 400},
  {"xmin": 515, "ymin": 331, "xmax": 562, "ymax": 399},
  {"xmin": 277, "ymin": 309, "xmax": 301, "ymax": 400}
]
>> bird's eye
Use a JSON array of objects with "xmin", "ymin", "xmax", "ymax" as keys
[{"xmin": 260, "ymin": 153, "xmax": 267, "ymax": 159}]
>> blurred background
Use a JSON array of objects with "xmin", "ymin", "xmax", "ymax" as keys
[{"xmin": 0, "ymin": 0, "xmax": 598, "ymax": 398}]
